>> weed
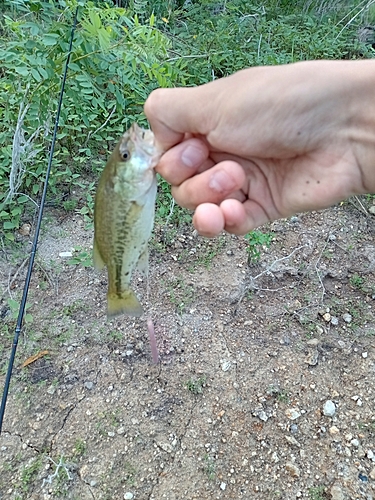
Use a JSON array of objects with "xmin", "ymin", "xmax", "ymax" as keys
[
  {"xmin": 7, "ymin": 297, "xmax": 33, "ymax": 324},
  {"xmin": 244, "ymin": 230, "xmax": 274, "ymax": 263},
  {"xmin": 20, "ymin": 455, "xmax": 44, "ymax": 492},
  {"xmin": 62, "ymin": 199, "xmax": 78, "ymax": 212},
  {"xmin": 350, "ymin": 273, "xmax": 364, "ymax": 289},
  {"xmin": 73, "ymin": 439, "xmax": 86, "ymax": 458},
  {"xmin": 309, "ymin": 485, "xmax": 326, "ymax": 500},
  {"xmin": 186, "ymin": 376, "xmax": 206, "ymax": 394},
  {"xmin": 67, "ymin": 247, "xmax": 93, "ymax": 268},
  {"xmin": 203, "ymin": 454, "xmax": 216, "ymax": 480}
]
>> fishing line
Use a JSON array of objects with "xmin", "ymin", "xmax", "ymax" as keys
[{"xmin": 0, "ymin": 6, "xmax": 79, "ymax": 435}]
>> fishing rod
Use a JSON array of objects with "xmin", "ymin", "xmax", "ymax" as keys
[{"xmin": 0, "ymin": 6, "xmax": 79, "ymax": 435}]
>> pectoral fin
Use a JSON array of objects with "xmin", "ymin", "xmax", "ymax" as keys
[
  {"xmin": 107, "ymin": 289, "xmax": 143, "ymax": 318},
  {"xmin": 93, "ymin": 238, "xmax": 105, "ymax": 270}
]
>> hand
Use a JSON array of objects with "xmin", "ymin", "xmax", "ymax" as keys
[{"xmin": 145, "ymin": 60, "xmax": 375, "ymax": 236}]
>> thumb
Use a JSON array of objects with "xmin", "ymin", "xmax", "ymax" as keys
[{"xmin": 144, "ymin": 86, "xmax": 215, "ymax": 151}]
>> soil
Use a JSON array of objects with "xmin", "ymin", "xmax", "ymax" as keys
[{"xmin": 0, "ymin": 198, "xmax": 375, "ymax": 500}]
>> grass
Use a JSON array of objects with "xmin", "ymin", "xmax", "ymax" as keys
[
  {"xmin": 186, "ymin": 376, "xmax": 207, "ymax": 394},
  {"xmin": 309, "ymin": 485, "xmax": 326, "ymax": 500}
]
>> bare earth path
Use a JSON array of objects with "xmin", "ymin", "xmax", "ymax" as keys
[{"xmin": 1, "ymin": 200, "xmax": 375, "ymax": 500}]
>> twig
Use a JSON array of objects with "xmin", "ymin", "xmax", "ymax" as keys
[
  {"xmin": 85, "ymin": 105, "xmax": 116, "ymax": 146},
  {"xmin": 257, "ymin": 33, "xmax": 262, "ymax": 60},
  {"xmin": 7, "ymin": 257, "xmax": 29, "ymax": 299},
  {"xmin": 348, "ymin": 195, "xmax": 368, "ymax": 216},
  {"xmin": 314, "ymin": 236, "xmax": 330, "ymax": 304},
  {"xmin": 42, "ymin": 456, "xmax": 73, "ymax": 487},
  {"xmin": 236, "ymin": 245, "xmax": 305, "ymax": 307},
  {"xmin": 335, "ymin": 0, "xmax": 375, "ymax": 40}
]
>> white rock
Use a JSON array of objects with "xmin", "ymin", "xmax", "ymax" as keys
[
  {"xmin": 221, "ymin": 360, "xmax": 231, "ymax": 371},
  {"xmin": 370, "ymin": 467, "xmax": 375, "ymax": 480},
  {"xmin": 323, "ymin": 400, "xmax": 336, "ymax": 417},
  {"xmin": 220, "ymin": 482, "xmax": 226, "ymax": 491},
  {"xmin": 362, "ymin": 352, "xmax": 368, "ymax": 358},
  {"xmin": 59, "ymin": 251, "xmax": 73, "ymax": 258},
  {"xmin": 124, "ymin": 493, "xmax": 134, "ymax": 500},
  {"xmin": 331, "ymin": 316, "xmax": 339, "ymax": 326},
  {"xmin": 367, "ymin": 449, "xmax": 374, "ymax": 460},
  {"xmin": 342, "ymin": 313, "xmax": 352, "ymax": 323},
  {"xmin": 351, "ymin": 438, "xmax": 360, "ymax": 447},
  {"xmin": 323, "ymin": 312, "xmax": 331, "ymax": 322}
]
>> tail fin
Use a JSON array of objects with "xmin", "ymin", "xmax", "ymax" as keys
[{"xmin": 107, "ymin": 289, "xmax": 143, "ymax": 318}]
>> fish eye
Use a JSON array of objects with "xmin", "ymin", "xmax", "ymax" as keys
[{"xmin": 121, "ymin": 149, "xmax": 130, "ymax": 161}]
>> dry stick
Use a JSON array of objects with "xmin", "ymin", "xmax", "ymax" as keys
[
  {"xmin": 336, "ymin": 0, "xmax": 375, "ymax": 39},
  {"xmin": 349, "ymin": 195, "xmax": 369, "ymax": 216},
  {"xmin": 7, "ymin": 257, "xmax": 29, "ymax": 299},
  {"xmin": 85, "ymin": 105, "xmax": 116, "ymax": 146},
  {"xmin": 314, "ymin": 236, "xmax": 330, "ymax": 304},
  {"xmin": 237, "ymin": 245, "xmax": 305, "ymax": 307}
]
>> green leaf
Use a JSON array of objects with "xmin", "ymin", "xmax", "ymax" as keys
[
  {"xmin": 14, "ymin": 66, "xmax": 29, "ymax": 76},
  {"xmin": 43, "ymin": 34, "xmax": 60, "ymax": 46},
  {"xmin": 3, "ymin": 221, "xmax": 17, "ymax": 229},
  {"xmin": 89, "ymin": 10, "xmax": 102, "ymax": 30},
  {"xmin": 31, "ymin": 67, "xmax": 42, "ymax": 82}
]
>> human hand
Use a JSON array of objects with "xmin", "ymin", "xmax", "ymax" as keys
[{"xmin": 145, "ymin": 60, "xmax": 375, "ymax": 236}]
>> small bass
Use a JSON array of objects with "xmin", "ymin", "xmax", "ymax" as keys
[{"xmin": 93, "ymin": 123, "xmax": 162, "ymax": 318}]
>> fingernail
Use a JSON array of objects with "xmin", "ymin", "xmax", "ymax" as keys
[
  {"xmin": 209, "ymin": 170, "xmax": 236, "ymax": 194},
  {"xmin": 181, "ymin": 145, "xmax": 205, "ymax": 168}
]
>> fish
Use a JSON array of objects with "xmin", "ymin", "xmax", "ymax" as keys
[{"xmin": 93, "ymin": 123, "xmax": 162, "ymax": 318}]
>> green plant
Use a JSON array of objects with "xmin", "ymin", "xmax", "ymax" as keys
[
  {"xmin": 7, "ymin": 297, "xmax": 33, "ymax": 324},
  {"xmin": 73, "ymin": 439, "xmax": 86, "ymax": 458},
  {"xmin": 244, "ymin": 230, "xmax": 274, "ymax": 263},
  {"xmin": 20, "ymin": 455, "xmax": 44, "ymax": 492},
  {"xmin": 67, "ymin": 247, "xmax": 93, "ymax": 267},
  {"xmin": 203, "ymin": 454, "xmax": 216, "ymax": 480},
  {"xmin": 186, "ymin": 376, "xmax": 206, "ymax": 394},
  {"xmin": 309, "ymin": 485, "xmax": 326, "ymax": 500},
  {"xmin": 349, "ymin": 273, "xmax": 364, "ymax": 289}
]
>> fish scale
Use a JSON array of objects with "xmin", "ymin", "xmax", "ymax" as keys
[{"xmin": 93, "ymin": 123, "xmax": 161, "ymax": 318}]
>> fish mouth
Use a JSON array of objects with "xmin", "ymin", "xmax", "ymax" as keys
[{"xmin": 130, "ymin": 123, "xmax": 162, "ymax": 166}]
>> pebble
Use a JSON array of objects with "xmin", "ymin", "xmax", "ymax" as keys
[
  {"xmin": 362, "ymin": 352, "xmax": 368, "ymax": 358},
  {"xmin": 124, "ymin": 493, "xmax": 134, "ymax": 500},
  {"xmin": 367, "ymin": 450, "xmax": 374, "ymax": 460},
  {"xmin": 351, "ymin": 438, "xmax": 360, "ymax": 447},
  {"xmin": 331, "ymin": 316, "xmax": 339, "ymax": 326},
  {"xmin": 370, "ymin": 467, "xmax": 375, "ymax": 480},
  {"xmin": 305, "ymin": 349, "xmax": 319, "ymax": 366},
  {"xmin": 369, "ymin": 206, "xmax": 375, "ymax": 215},
  {"xmin": 220, "ymin": 482, "xmax": 226, "ymax": 491},
  {"xmin": 306, "ymin": 338, "xmax": 320, "ymax": 346},
  {"xmin": 323, "ymin": 400, "xmax": 336, "ymax": 417},
  {"xmin": 342, "ymin": 313, "xmax": 352, "ymax": 323},
  {"xmin": 59, "ymin": 251, "xmax": 73, "ymax": 258},
  {"xmin": 329, "ymin": 426, "xmax": 340, "ymax": 435},
  {"xmin": 221, "ymin": 360, "xmax": 232, "ymax": 372},
  {"xmin": 330, "ymin": 483, "xmax": 345, "ymax": 500},
  {"xmin": 285, "ymin": 462, "xmax": 300, "ymax": 477},
  {"xmin": 322, "ymin": 312, "xmax": 331, "ymax": 322},
  {"xmin": 285, "ymin": 408, "xmax": 301, "ymax": 420},
  {"xmin": 84, "ymin": 382, "xmax": 94, "ymax": 390}
]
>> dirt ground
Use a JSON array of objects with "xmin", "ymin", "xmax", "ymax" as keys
[{"xmin": 0, "ymin": 197, "xmax": 375, "ymax": 500}]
